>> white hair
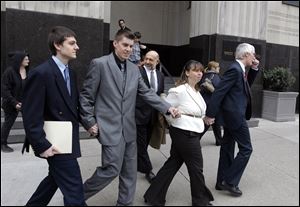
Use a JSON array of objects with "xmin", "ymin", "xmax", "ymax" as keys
[{"xmin": 235, "ymin": 43, "xmax": 255, "ymax": 59}]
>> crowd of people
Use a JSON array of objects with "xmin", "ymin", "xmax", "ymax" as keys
[{"xmin": 1, "ymin": 19, "xmax": 260, "ymax": 206}]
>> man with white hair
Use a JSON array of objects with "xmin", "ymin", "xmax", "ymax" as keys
[{"xmin": 204, "ymin": 43, "xmax": 259, "ymax": 197}]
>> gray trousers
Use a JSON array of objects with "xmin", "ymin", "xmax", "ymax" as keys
[{"xmin": 84, "ymin": 137, "xmax": 137, "ymax": 206}]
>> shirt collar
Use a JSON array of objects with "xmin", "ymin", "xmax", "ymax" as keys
[
  {"xmin": 113, "ymin": 52, "xmax": 127, "ymax": 71},
  {"xmin": 236, "ymin": 59, "xmax": 245, "ymax": 73},
  {"xmin": 143, "ymin": 65, "xmax": 156, "ymax": 73},
  {"xmin": 113, "ymin": 52, "xmax": 126, "ymax": 64},
  {"xmin": 52, "ymin": 56, "xmax": 68, "ymax": 73}
]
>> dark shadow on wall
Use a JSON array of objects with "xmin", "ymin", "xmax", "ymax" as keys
[{"xmin": 1, "ymin": 9, "xmax": 110, "ymax": 90}]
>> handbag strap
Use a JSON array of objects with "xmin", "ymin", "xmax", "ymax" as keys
[{"xmin": 208, "ymin": 73, "xmax": 215, "ymax": 81}]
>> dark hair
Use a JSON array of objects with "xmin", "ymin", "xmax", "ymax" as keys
[
  {"xmin": 8, "ymin": 50, "xmax": 30, "ymax": 72},
  {"xmin": 176, "ymin": 60, "xmax": 204, "ymax": 91},
  {"xmin": 114, "ymin": 30, "xmax": 135, "ymax": 41},
  {"xmin": 118, "ymin": 19, "xmax": 125, "ymax": 24},
  {"xmin": 48, "ymin": 26, "xmax": 77, "ymax": 55},
  {"xmin": 133, "ymin": 31, "xmax": 141, "ymax": 39}
]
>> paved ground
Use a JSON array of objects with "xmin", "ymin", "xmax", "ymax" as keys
[{"xmin": 1, "ymin": 115, "xmax": 299, "ymax": 206}]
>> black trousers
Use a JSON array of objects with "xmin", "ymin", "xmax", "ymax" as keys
[
  {"xmin": 144, "ymin": 126, "xmax": 214, "ymax": 206},
  {"xmin": 216, "ymin": 119, "xmax": 252, "ymax": 186},
  {"xmin": 1, "ymin": 108, "xmax": 19, "ymax": 145},
  {"xmin": 199, "ymin": 123, "xmax": 222, "ymax": 143},
  {"xmin": 26, "ymin": 158, "xmax": 86, "ymax": 206},
  {"xmin": 136, "ymin": 123, "xmax": 153, "ymax": 174}
]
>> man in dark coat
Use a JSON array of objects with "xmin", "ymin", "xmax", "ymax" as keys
[{"xmin": 204, "ymin": 43, "xmax": 259, "ymax": 197}]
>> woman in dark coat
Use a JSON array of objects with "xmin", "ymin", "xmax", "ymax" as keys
[
  {"xmin": 1, "ymin": 51, "xmax": 29, "ymax": 152},
  {"xmin": 199, "ymin": 61, "xmax": 222, "ymax": 146}
]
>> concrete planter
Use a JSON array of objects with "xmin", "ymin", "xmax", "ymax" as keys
[{"xmin": 262, "ymin": 90, "xmax": 299, "ymax": 121}]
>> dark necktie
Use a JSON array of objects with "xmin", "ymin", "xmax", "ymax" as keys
[
  {"xmin": 120, "ymin": 63, "xmax": 125, "ymax": 74},
  {"xmin": 64, "ymin": 66, "xmax": 71, "ymax": 95},
  {"xmin": 120, "ymin": 63, "xmax": 126, "ymax": 93},
  {"xmin": 150, "ymin": 70, "xmax": 156, "ymax": 91}
]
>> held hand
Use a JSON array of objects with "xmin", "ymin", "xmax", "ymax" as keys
[
  {"xmin": 40, "ymin": 146, "xmax": 60, "ymax": 158},
  {"xmin": 168, "ymin": 107, "xmax": 181, "ymax": 118},
  {"xmin": 88, "ymin": 124, "xmax": 99, "ymax": 137},
  {"xmin": 203, "ymin": 116, "xmax": 215, "ymax": 125}
]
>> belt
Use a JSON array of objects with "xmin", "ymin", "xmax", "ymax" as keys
[{"xmin": 182, "ymin": 113, "xmax": 202, "ymax": 118}]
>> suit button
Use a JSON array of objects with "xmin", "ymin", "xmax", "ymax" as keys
[{"xmin": 59, "ymin": 112, "xmax": 63, "ymax": 115}]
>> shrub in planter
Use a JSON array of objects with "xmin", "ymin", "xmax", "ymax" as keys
[
  {"xmin": 262, "ymin": 66, "xmax": 296, "ymax": 92},
  {"xmin": 262, "ymin": 66, "xmax": 298, "ymax": 121}
]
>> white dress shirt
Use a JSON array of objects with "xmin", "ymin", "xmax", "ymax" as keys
[
  {"xmin": 144, "ymin": 65, "xmax": 157, "ymax": 92},
  {"xmin": 164, "ymin": 84, "xmax": 206, "ymax": 133}
]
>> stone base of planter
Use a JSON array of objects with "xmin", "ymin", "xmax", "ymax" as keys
[{"xmin": 262, "ymin": 90, "xmax": 299, "ymax": 122}]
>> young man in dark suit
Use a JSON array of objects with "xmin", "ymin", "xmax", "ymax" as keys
[
  {"xmin": 135, "ymin": 50, "xmax": 164, "ymax": 183},
  {"xmin": 22, "ymin": 26, "xmax": 86, "ymax": 206},
  {"xmin": 204, "ymin": 43, "xmax": 259, "ymax": 197}
]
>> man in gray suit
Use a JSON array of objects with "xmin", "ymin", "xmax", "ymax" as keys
[{"xmin": 79, "ymin": 30, "xmax": 179, "ymax": 206}]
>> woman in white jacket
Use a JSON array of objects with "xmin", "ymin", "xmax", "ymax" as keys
[{"xmin": 144, "ymin": 60, "xmax": 214, "ymax": 206}]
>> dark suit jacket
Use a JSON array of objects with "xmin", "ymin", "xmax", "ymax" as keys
[
  {"xmin": 135, "ymin": 67, "xmax": 164, "ymax": 125},
  {"xmin": 206, "ymin": 61, "xmax": 258, "ymax": 130},
  {"xmin": 22, "ymin": 58, "xmax": 81, "ymax": 160}
]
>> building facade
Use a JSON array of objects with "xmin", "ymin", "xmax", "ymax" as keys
[{"xmin": 1, "ymin": 1, "xmax": 299, "ymax": 116}]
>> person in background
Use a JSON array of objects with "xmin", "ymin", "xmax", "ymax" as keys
[
  {"xmin": 22, "ymin": 26, "xmax": 86, "ymax": 206},
  {"xmin": 144, "ymin": 60, "xmax": 214, "ymax": 206},
  {"xmin": 199, "ymin": 61, "xmax": 222, "ymax": 146},
  {"xmin": 129, "ymin": 31, "xmax": 147, "ymax": 65},
  {"xmin": 135, "ymin": 50, "xmax": 164, "ymax": 183},
  {"xmin": 204, "ymin": 43, "xmax": 259, "ymax": 197},
  {"xmin": 1, "ymin": 51, "xmax": 29, "ymax": 152},
  {"xmin": 118, "ymin": 19, "xmax": 131, "ymax": 32}
]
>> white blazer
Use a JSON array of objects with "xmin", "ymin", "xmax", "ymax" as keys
[{"xmin": 164, "ymin": 84, "xmax": 206, "ymax": 133}]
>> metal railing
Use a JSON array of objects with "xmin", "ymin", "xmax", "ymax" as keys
[{"xmin": 159, "ymin": 62, "xmax": 176, "ymax": 84}]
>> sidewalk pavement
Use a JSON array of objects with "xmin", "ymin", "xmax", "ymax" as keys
[{"xmin": 1, "ymin": 115, "xmax": 299, "ymax": 206}]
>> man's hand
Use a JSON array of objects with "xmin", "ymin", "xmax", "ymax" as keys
[
  {"xmin": 88, "ymin": 123, "xmax": 99, "ymax": 137},
  {"xmin": 140, "ymin": 44, "xmax": 147, "ymax": 49},
  {"xmin": 251, "ymin": 58, "xmax": 259, "ymax": 70},
  {"xmin": 203, "ymin": 116, "xmax": 215, "ymax": 125},
  {"xmin": 168, "ymin": 107, "xmax": 181, "ymax": 118},
  {"xmin": 40, "ymin": 146, "xmax": 60, "ymax": 158}
]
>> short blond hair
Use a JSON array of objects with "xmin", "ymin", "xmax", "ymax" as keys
[{"xmin": 207, "ymin": 61, "xmax": 219, "ymax": 70}]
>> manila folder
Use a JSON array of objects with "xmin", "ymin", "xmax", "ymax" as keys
[{"xmin": 43, "ymin": 121, "xmax": 73, "ymax": 154}]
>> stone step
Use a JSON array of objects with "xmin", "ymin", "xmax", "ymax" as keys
[
  {"xmin": 1, "ymin": 110, "xmax": 22, "ymax": 117},
  {"xmin": 1, "ymin": 117, "xmax": 24, "ymax": 129},
  {"xmin": 6, "ymin": 127, "xmax": 91, "ymax": 144},
  {"xmin": 5, "ymin": 119, "xmax": 259, "ymax": 144}
]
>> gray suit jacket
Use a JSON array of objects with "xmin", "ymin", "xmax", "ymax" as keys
[{"xmin": 80, "ymin": 53, "xmax": 171, "ymax": 146}]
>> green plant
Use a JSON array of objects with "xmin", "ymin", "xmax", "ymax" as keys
[{"xmin": 263, "ymin": 66, "xmax": 296, "ymax": 92}]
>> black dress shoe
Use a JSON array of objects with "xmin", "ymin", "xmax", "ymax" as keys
[
  {"xmin": 192, "ymin": 202, "xmax": 213, "ymax": 206},
  {"xmin": 221, "ymin": 181, "xmax": 242, "ymax": 197},
  {"xmin": 144, "ymin": 198, "xmax": 165, "ymax": 206},
  {"xmin": 1, "ymin": 144, "xmax": 14, "ymax": 153},
  {"xmin": 145, "ymin": 171, "xmax": 156, "ymax": 183},
  {"xmin": 215, "ymin": 182, "xmax": 225, "ymax": 190}
]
